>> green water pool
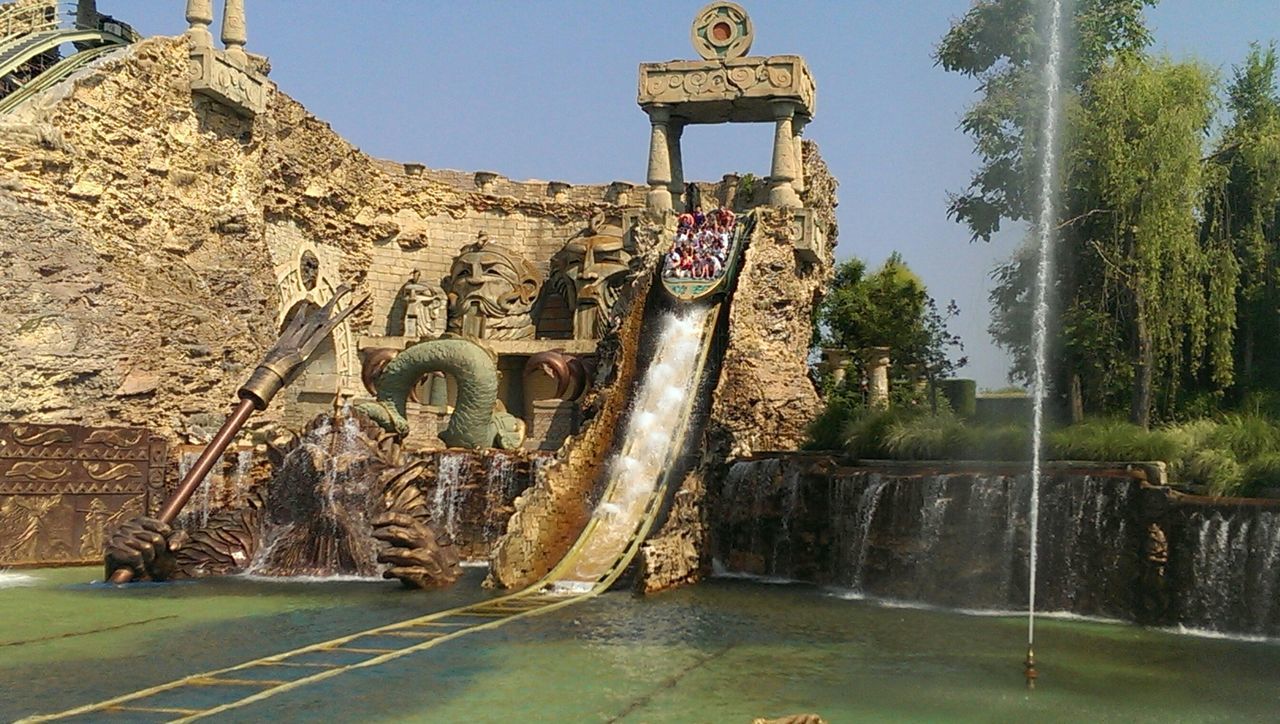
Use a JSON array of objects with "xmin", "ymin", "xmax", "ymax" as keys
[{"xmin": 2, "ymin": 568, "xmax": 1278, "ymax": 722}]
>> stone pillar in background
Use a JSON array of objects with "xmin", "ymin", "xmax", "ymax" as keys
[
  {"xmin": 720, "ymin": 173, "xmax": 740, "ymax": 210},
  {"xmin": 645, "ymin": 104, "xmax": 674, "ymax": 211},
  {"xmin": 792, "ymin": 114, "xmax": 809, "ymax": 195},
  {"xmin": 768, "ymin": 100, "xmax": 802, "ymax": 207},
  {"xmin": 667, "ymin": 119, "xmax": 685, "ymax": 210},
  {"xmin": 864, "ymin": 346, "xmax": 891, "ymax": 410},
  {"xmin": 220, "ymin": 0, "xmax": 247, "ymax": 66},
  {"xmin": 185, "ymin": 0, "xmax": 214, "ymax": 48},
  {"xmin": 821, "ymin": 348, "xmax": 852, "ymax": 388}
]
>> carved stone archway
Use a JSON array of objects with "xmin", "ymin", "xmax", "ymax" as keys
[{"xmin": 266, "ymin": 223, "xmax": 358, "ymax": 405}]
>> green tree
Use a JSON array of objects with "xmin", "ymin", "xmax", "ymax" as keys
[
  {"xmin": 1204, "ymin": 44, "xmax": 1280, "ymax": 395},
  {"xmin": 817, "ymin": 254, "xmax": 965, "ymax": 408},
  {"xmin": 936, "ymin": 0, "xmax": 1156, "ymax": 242},
  {"xmin": 989, "ymin": 57, "xmax": 1222, "ymax": 427}
]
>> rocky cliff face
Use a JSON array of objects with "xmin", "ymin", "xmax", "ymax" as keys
[{"xmin": 0, "ymin": 36, "xmax": 629, "ymax": 443}]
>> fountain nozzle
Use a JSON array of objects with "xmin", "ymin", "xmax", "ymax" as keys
[{"xmin": 1024, "ymin": 646, "xmax": 1038, "ymax": 689}]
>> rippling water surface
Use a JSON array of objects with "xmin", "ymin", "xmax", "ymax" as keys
[{"xmin": 3, "ymin": 568, "xmax": 1279, "ymax": 722}]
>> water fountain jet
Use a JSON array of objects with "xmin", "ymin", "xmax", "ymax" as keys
[{"xmin": 1026, "ymin": 0, "xmax": 1068, "ymax": 687}]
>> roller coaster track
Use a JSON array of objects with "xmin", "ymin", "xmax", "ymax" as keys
[
  {"xmin": 0, "ymin": 4, "xmax": 137, "ymax": 115},
  {"xmin": 22, "ymin": 300, "xmax": 727, "ymax": 722},
  {"xmin": 0, "ymin": 40, "xmax": 119, "ymax": 114}
]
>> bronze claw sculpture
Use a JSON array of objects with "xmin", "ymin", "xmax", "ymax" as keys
[{"xmin": 107, "ymin": 285, "xmax": 368, "ymax": 584}]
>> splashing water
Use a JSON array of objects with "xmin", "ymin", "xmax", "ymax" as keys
[
  {"xmin": 0, "ymin": 571, "xmax": 37, "ymax": 588},
  {"xmin": 1029, "ymin": 0, "xmax": 1067, "ymax": 657},
  {"xmin": 551, "ymin": 309, "xmax": 709, "ymax": 587}
]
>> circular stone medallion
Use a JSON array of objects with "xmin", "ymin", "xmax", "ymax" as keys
[{"xmin": 691, "ymin": 2, "xmax": 753, "ymax": 60}]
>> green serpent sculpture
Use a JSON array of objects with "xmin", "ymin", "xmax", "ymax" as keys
[{"xmin": 357, "ymin": 337, "xmax": 525, "ymax": 450}]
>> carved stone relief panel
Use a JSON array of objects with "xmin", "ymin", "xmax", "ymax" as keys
[
  {"xmin": 266, "ymin": 223, "xmax": 357, "ymax": 389},
  {"xmin": 549, "ymin": 214, "xmax": 633, "ymax": 340},
  {"xmin": 0, "ymin": 422, "xmax": 165, "ymax": 566}
]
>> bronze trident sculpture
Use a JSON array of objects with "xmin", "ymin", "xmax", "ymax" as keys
[{"xmin": 109, "ymin": 285, "xmax": 369, "ymax": 584}]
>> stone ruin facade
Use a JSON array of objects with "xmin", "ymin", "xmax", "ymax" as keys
[{"xmin": 0, "ymin": 1, "xmax": 837, "ymax": 574}]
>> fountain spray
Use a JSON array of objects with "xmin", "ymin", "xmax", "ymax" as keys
[
  {"xmin": 1027, "ymin": 0, "xmax": 1067, "ymax": 688},
  {"xmin": 108, "ymin": 286, "xmax": 367, "ymax": 583}
]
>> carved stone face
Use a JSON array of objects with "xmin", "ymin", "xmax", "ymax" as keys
[
  {"xmin": 551, "ymin": 233, "xmax": 632, "ymax": 340},
  {"xmin": 442, "ymin": 243, "xmax": 543, "ymax": 340}
]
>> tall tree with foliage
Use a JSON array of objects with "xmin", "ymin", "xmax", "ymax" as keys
[
  {"xmin": 991, "ymin": 58, "xmax": 1221, "ymax": 427},
  {"xmin": 1068, "ymin": 57, "xmax": 1221, "ymax": 426},
  {"xmin": 817, "ymin": 254, "xmax": 965, "ymax": 407},
  {"xmin": 936, "ymin": 0, "xmax": 1156, "ymax": 242},
  {"xmin": 1204, "ymin": 44, "xmax": 1280, "ymax": 395}
]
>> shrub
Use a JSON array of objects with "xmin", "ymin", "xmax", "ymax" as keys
[
  {"xmin": 1241, "ymin": 453, "xmax": 1280, "ymax": 496},
  {"xmin": 882, "ymin": 412, "xmax": 970, "ymax": 459},
  {"xmin": 1205, "ymin": 415, "xmax": 1280, "ymax": 460},
  {"xmin": 966, "ymin": 423, "xmax": 1031, "ymax": 461},
  {"xmin": 1179, "ymin": 448, "xmax": 1243, "ymax": 494},
  {"xmin": 841, "ymin": 408, "xmax": 905, "ymax": 459}
]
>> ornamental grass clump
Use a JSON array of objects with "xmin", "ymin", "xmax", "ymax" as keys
[{"xmin": 1046, "ymin": 419, "xmax": 1186, "ymax": 463}]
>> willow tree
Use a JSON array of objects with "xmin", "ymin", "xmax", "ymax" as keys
[
  {"xmin": 1066, "ymin": 57, "xmax": 1223, "ymax": 426},
  {"xmin": 936, "ymin": 0, "xmax": 1156, "ymax": 242},
  {"xmin": 1204, "ymin": 44, "xmax": 1280, "ymax": 395}
]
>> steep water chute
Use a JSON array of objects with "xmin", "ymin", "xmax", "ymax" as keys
[{"xmin": 549, "ymin": 308, "xmax": 714, "ymax": 588}]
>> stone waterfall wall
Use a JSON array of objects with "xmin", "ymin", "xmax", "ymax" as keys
[{"xmin": 714, "ymin": 455, "xmax": 1280, "ymax": 638}]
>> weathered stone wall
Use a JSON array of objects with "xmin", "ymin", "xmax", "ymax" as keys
[{"xmin": 0, "ymin": 36, "xmax": 638, "ymax": 445}]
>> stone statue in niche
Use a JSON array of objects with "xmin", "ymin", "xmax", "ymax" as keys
[
  {"xmin": 442, "ymin": 234, "xmax": 543, "ymax": 340},
  {"xmin": 398, "ymin": 269, "xmax": 445, "ymax": 339},
  {"xmin": 549, "ymin": 213, "xmax": 633, "ymax": 340}
]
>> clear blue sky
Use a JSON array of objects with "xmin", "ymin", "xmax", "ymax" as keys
[{"xmin": 101, "ymin": 1, "xmax": 1279, "ymax": 388}]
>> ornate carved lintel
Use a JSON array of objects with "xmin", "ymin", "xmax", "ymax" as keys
[
  {"xmin": 189, "ymin": 46, "xmax": 270, "ymax": 116},
  {"xmin": 637, "ymin": 55, "xmax": 815, "ymax": 124}
]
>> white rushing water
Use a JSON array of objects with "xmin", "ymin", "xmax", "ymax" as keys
[
  {"xmin": 0, "ymin": 571, "xmax": 38, "ymax": 588},
  {"xmin": 550, "ymin": 309, "xmax": 708, "ymax": 589},
  {"xmin": 1028, "ymin": 0, "xmax": 1067, "ymax": 652},
  {"xmin": 434, "ymin": 452, "xmax": 468, "ymax": 540}
]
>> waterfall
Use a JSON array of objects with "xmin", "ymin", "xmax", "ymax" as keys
[
  {"xmin": 249, "ymin": 410, "xmax": 382, "ymax": 577},
  {"xmin": 716, "ymin": 462, "xmax": 1144, "ymax": 613},
  {"xmin": 1173, "ymin": 510, "xmax": 1280, "ymax": 635},
  {"xmin": 482, "ymin": 452, "xmax": 517, "ymax": 543},
  {"xmin": 433, "ymin": 452, "xmax": 467, "ymax": 539},
  {"xmin": 174, "ymin": 449, "xmax": 206, "ymax": 531},
  {"xmin": 551, "ymin": 309, "xmax": 709, "ymax": 587},
  {"xmin": 846, "ymin": 476, "xmax": 890, "ymax": 590}
]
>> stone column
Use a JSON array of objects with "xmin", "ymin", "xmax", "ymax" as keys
[
  {"xmin": 220, "ymin": 0, "xmax": 247, "ymax": 66},
  {"xmin": 667, "ymin": 118, "xmax": 685, "ymax": 210},
  {"xmin": 720, "ymin": 172, "xmax": 740, "ymax": 210},
  {"xmin": 644, "ymin": 104, "xmax": 674, "ymax": 212},
  {"xmin": 75, "ymin": 0, "xmax": 97, "ymax": 29},
  {"xmin": 185, "ymin": 0, "xmax": 214, "ymax": 49},
  {"xmin": 768, "ymin": 100, "xmax": 802, "ymax": 207},
  {"xmin": 792, "ymin": 114, "xmax": 810, "ymax": 195},
  {"xmin": 822, "ymin": 348, "xmax": 852, "ymax": 388},
  {"xmin": 864, "ymin": 346, "xmax": 891, "ymax": 410}
]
